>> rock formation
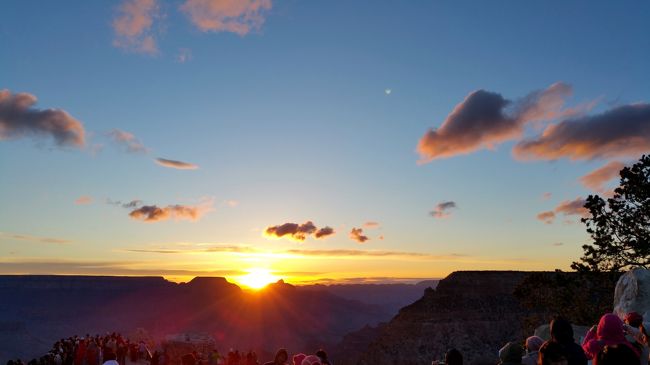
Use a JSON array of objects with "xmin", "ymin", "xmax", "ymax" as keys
[
  {"xmin": 343, "ymin": 271, "xmax": 534, "ymax": 365},
  {"xmin": 614, "ymin": 268, "xmax": 650, "ymax": 324}
]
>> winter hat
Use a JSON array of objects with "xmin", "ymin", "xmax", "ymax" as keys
[
  {"xmin": 625, "ymin": 312, "xmax": 643, "ymax": 327},
  {"xmin": 525, "ymin": 336, "xmax": 545, "ymax": 352},
  {"xmin": 301, "ymin": 355, "xmax": 321, "ymax": 365},
  {"xmin": 597, "ymin": 313, "xmax": 627, "ymax": 344},
  {"xmin": 292, "ymin": 354, "xmax": 306, "ymax": 365}
]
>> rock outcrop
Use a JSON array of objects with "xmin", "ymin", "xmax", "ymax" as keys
[
  {"xmin": 345, "ymin": 271, "xmax": 534, "ymax": 365},
  {"xmin": 614, "ymin": 268, "xmax": 650, "ymax": 324}
]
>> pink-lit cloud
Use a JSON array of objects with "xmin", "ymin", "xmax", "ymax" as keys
[
  {"xmin": 363, "ymin": 221, "xmax": 380, "ymax": 228},
  {"xmin": 0, "ymin": 89, "xmax": 85, "ymax": 147},
  {"xmin": 155, "ymin": 158, "xmax": 199, "ymax": 170},
  {"xmin": 536, "ymin": 211, "xmax": 555, "ymax": 224},
  {"xmin": 113, "ymin": 0, "xmax": 159, "ymax": 54},
  {"xmin": 417, "ymin": 83, "xmax": 574, "ymax": 162},
  {"xmin": 579, "ymin": 161, "xmax": 625, "ymax": 192},
  {"xmin": 107, "ymin": 129, "xmax": 149, "ymax": 153},
  {"xmin": 536, "ymin": 197, "xmax": 588, "ymax": 224},
  {"xmin": 74, "ymin": 196, "xmax": 93, "ymax": 205},
  {"xmin": 180, "ymin": 0, "xmax": 272, "ymax": 35},
  {"xmin": 513, "ymin": 103, "xmax": 650, "ymax": 161},
  {"xmin": 349, "ymin": 228, "xmax": 369, "ymax": 243}
]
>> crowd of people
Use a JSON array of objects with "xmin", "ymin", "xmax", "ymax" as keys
[
  {"xmin": 439, "ymin": 311, "xmax": 649, "ymax": 365},
  {"xmin": 4, "ymin": 333, "xmax": 333, "ymax": 365},
  {"xmin": 6, "ymin": 311, "xmax": 648, "ymax": 365},
  {"xmin": 5, "ymin": 333, "xmax": 155, "ymax": 365}
]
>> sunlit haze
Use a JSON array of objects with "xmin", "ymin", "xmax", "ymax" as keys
[{"xmin": 1, "ymin": 0, "xmax": 649, "ymax": 286}]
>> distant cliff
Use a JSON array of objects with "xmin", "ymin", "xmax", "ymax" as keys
[
  {"xmin": 0, "ymin": 276, "xmax": 397, "ymax": 362},
  {"xmin": 337, "ymin": 271, "xmax": 535, "ymax": 365}
]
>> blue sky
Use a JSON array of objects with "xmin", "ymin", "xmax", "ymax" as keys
[{"xmin": 1, "ymin": 0, "xmax": 649, "ymax": 284}]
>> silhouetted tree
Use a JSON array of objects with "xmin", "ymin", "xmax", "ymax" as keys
[{"xmin": 572, "ymin": 155, "xmax": 650, "ymax": 272}]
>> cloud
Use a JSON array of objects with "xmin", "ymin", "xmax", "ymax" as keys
[
  {"xmin": 0, "ymin": 89, "xmax": 85, "ymax": 147},
  {"xmin": 542, "ymin": 192, "xmax": 552, "ymax": 200},
  {"xmin": 74, "ymin": 195, "xmax": 93, "ymax": 205},
  {"xmin": 536, "ymin": 211, "xmax": 555, "ymax": 224},
  {"xmin": 363, "ymin": 221, "xmax": 380, "ymax": 228},
  {"xmin": 0, "ymin": 259, "xmax": 244, "ymax": 277},
  {"xmin": 537, "ymin": 197, "xmax": 588, "ymax": 224},
  {"xmin": 124, "ymin": 244, "xmax": 256, "ymax": 254},
  {"xmin": 225, "ymin": 200, "xmax": 239, "ymax": 207},
  {"xmin": 264, "ymin": 221, "xmax": 318, "ymax": 242},
  {"xmin": 0, "ymin": 232, "xmax": 71, "ymax": 245},
  {"xmin": 113, "ymin": 0, "xmax": 159, "ymax": 54},
  {"xmin": 155, "ymin": 158, "xmax": 199, "ymax": 170},
  {"xmin": 417, "ymin": 83, "xmax": 574, "ymax": 162},
  {"xmin": 180, "ymin": 0, "xmax": 272, "ymax": 35},
  {"xmin": 430, "ymin": 201, "xmax": 457, "ymax": 218},
  {"xmin": 555, "ymin": 197, "xmax": 589, "ymax": 217},
  {"xmin": 314, "ymin": 226, "xmax": 335, "ymax": 239},
  {"xmin": 129, "ymin": 203, "xmax": 211, "ymax": 222},
  {"xmin": 107, "ymin": 198, "xmax": 143, "ymax": 208},
  {"xmin": 513, "ymin": 103, "xmax": 650, "ymax": 161},
  {"xmin": 124, "ymin": 244, "xmax": 465, "ymax": 261},
  {"xmin": 349, "ymin": 228, "xmax": 369, "ymax": 243},
  {"xmin": 107, "ymin": 129, "xmax": 148, "ymax": 153},
  {"xmin": 579, "ymin": 161, "xmax": 625, "ymax": 192},
  {"xmin": 552, "ymin": 242, "xmax": 564, "ymax": 247}
]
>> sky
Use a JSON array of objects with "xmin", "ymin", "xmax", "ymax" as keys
[{"xmin": 1, "ymin": 0, "xmax": 649, "ymax": 286}]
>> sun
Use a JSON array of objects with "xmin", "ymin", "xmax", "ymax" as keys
[{"xmin": 237, "ymin": 268, "xmax": 280, "ymax": 290}]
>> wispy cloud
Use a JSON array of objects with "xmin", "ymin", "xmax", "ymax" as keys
[
  {"xmin": 124, "ymin": 244, "xmax": 256, "ymax": 254},
  {"xmin": 113, "ymin": 0, "xmax": 159, "ymax": 54},
  {"xmin": 0, "ymin": 259, "xmax": 243, "ymax": 277},
  {"xmin": 430, "ymin": 201, "xmax": 457, "ymax": 218},
  {"xmin": 349, "ymin": 228, "xmax": 369, "ymax": 243},
  {"xmin": 513, "ymin": 103, "xmax": 650, "ymax": 161},
  {"xmin": 0, "ymin": 89, "xmax": 85, "ymax": 148},
  {"xmin": 417, "ymin": 83, "xmax": 577, "ymax": 162},
  {"xmin": 579, "ymin": 161, "xmax": 625, "ymax": 193},
  {"xmin": 74, "ymin": 195, "xmax": 93, "ymax": 205},
  {"xmin": 0, "ymin": 232, "xmax": 71, "ymax": 245},
  {"xmin": 180, "ymin": 0, "xmax": 272, "ymax": 35},
  {"xmin": 536, "ymin": 211, "xmax": 556, "ymax": 224},
  {"xmin": 155, "ymin": 157, "xmax": 199, "ymax": 170},
  {"xmin": 537, "ymin": 197, "xmax": 588, "ymax": 224},
  {"xmin": 129, "ymin": 202, "xmax": 212, "ymax": 222},
  {"xmin": 363, "ymin": 221, "xmax": 380, "ymax": 229},
  {"xmin": 107, "ymin": 129, "xmax": 149, "ymax": 153}
]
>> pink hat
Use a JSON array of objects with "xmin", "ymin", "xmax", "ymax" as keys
[
  {"xmin": 293, "ymin": 354, "xmax": 307, "ymax": 365},
  {"xmin": 301, "ymin": 355, "xmax": 321, "ymax": 365}
]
